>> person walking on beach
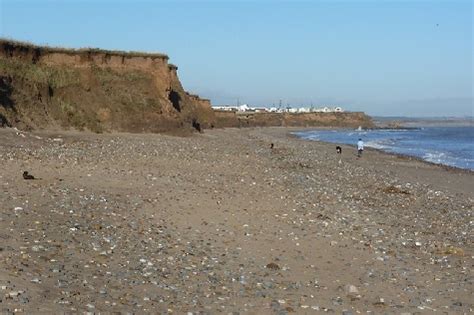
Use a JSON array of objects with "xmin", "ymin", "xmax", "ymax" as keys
[{"xmin": 357, "ymin": 138, "xmax": 364, "ymax": 157}]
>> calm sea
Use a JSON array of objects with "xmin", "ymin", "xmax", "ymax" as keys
[{"xmin": 293, "ymin": 126, "xmax": 474, "ymax": 170}]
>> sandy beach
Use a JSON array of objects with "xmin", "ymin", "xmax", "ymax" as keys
[{"xmin": 1, "ymin": 127, "xmax": 472, "ymax": 314}]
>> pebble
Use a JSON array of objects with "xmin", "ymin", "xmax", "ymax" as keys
[{"xmin": 344, "ymin": 284, "xmax": 360, "ymax": 300}]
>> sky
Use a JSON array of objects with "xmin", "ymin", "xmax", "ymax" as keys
[{"xmin": 0, "ymin": 0, "xmax": 472, "ymax": 117}]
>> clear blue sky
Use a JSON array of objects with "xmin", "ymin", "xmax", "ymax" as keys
[{"xmin": 0, "ymin": 0, "xmax": 472, "ymax": 116}]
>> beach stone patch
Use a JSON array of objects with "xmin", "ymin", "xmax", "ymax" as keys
[
  {"xmin": 0, "ymin": 127, "xmax": 472, "ymax": 313},
  {"xmin": 266, "ymin": 262, "xmax": 280, "ymax": 270}
]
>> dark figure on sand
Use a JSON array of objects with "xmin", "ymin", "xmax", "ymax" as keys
[
  {"xmin": 23, "ymin": 171, "xmax": 36, "ymax": 180},
  {"xmin": 357, "ymin": 139, "xmax": 364, "ymax": 157},
  {"xmin": 192, "ymin": 119, "xmax": 202, "ymax": 133},
  {"xmin": 336, "ymin": 146, "xmax": 342, "ymax": 154}
]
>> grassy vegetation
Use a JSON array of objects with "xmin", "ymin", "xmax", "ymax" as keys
[
  {"xmin": 58, "ymin": 99, "xmax": 74, "ymax": 114},
  {"xmin": 0, "ymin": 58, "xmax": 152, "ymax": 90},
  {"xmin": 57, "ymin": 98, "xmax": 103, "ymax": 133},
  {"xmin": 0, "ymin": 38, "xmax": 169, "ymax": 60},
  {"xmin": 0, "ymin": 58, "xmax": 80, "ymax": 89},
  {"xmin": 91, "ymin": 65, "xmax": 148, "ymax": 84}
]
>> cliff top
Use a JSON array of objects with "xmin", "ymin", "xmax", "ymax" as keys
[{"xmin": 0, "ymin": 38, "xmax": 169, "ymax": 60}]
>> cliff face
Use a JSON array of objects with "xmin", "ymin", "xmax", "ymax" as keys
[{"xmin": 0, "ymin": 40, "xmax": 215, "ymax": 133}]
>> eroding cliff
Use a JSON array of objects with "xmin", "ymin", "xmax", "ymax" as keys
[
  {"xmin": 0, "ymin": 39, "xmax": 375, "ymax": 133},
  {"xmin": 0, "ymin": 39, "xmax": 215, "ymax": 133}
]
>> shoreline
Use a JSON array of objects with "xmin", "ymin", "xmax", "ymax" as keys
[
  {"xmin": 289, "ymin": 126, "xmax": 474, "ymax": 174},
  {"xmin": 1, "ymin": 127, "xmax": 472, "ymax": 313}
]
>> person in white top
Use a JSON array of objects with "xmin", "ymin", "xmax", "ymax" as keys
[{"xmin": 357, "ymin": 138, "xmax": 364, "ymax": 157}]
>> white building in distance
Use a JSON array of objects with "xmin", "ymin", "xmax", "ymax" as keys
[{"xmin": 212, "ymin": 105, "xmax": 344, "ymax": 113}]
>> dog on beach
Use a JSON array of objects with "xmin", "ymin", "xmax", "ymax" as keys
[
  {"xmin": 336, "ymin": 146, "xmax": 342, "ymax": 154},
  {"xmin": 22, "ymin": 171, "xmax": 36, "ymax": 180},
  {"xmin": 270, "ymin": 143, "xmax": 274, "ymax": 149}
]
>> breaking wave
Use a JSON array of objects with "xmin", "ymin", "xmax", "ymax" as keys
[{"xmin": 294, "ymin": 126, "xmax": 474, "ymax": 170}]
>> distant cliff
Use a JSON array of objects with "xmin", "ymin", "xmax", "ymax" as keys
[
  {"xmin": 213, "ymin": 111, "xmax": 375, "ymax": 129},
  {"xmin": 0, "ymin": 39, "xmax": 215, "ymax": 133}
]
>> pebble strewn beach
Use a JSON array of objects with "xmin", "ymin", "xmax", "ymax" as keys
[{"xmin": 1, "ymin": 127, "xmax": 472, "ymax": 314}]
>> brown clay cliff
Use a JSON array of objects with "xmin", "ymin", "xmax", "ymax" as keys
[{"xmin": 0, "ymin": 39, "xmax": 215, "ymax": 133}]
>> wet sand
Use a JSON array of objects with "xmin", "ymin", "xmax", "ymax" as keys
[{"xmin": 1, "ymin": 127, "xmax": 472, "ymax": 313}]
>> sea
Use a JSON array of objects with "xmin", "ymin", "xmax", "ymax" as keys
[{"xmin": 293, "ymin": 124, "xmax": 474, "ymax": 171}]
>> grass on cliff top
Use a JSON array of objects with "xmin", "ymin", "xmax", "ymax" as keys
[{"xmin": 0, "ymin": 38, "xmax": 169, "ymax": 60}]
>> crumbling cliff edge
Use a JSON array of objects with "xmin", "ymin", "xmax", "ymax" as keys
[{"xmin": 0, "ymin": 39, "xmax": 215, "ymax": 133}]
